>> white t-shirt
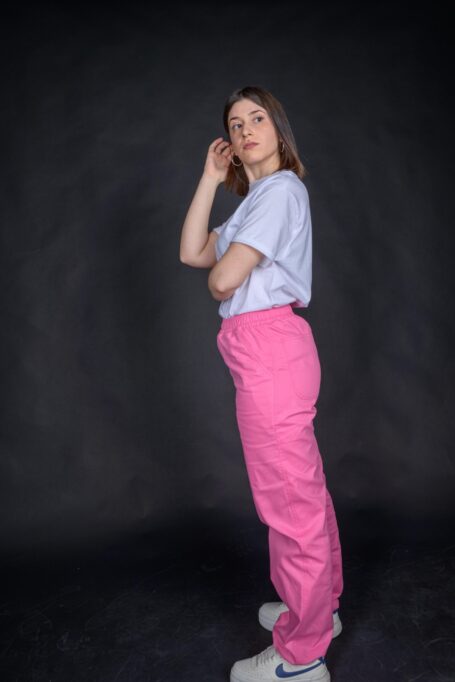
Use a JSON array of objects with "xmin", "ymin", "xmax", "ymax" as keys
[{"xmin": 213, "ymin": 169, "xmax": 312, "ymax": 319}]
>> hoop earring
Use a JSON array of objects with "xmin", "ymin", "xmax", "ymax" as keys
[{"xmin": 231, "ymin": 154, "xmax": 243, "ymax": 167}]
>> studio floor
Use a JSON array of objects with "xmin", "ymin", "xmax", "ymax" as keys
[{"xmin": 1, "ymin": 512, "xmax": 454, "ymax": 682}]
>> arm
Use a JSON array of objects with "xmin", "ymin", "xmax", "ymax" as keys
[
  {"xmin": 179, "ymin": 137, "xmax": 233, "ymax": 266},
  {"xmin": 208, "ymin": 242, "xmax": 264, "ymax": 301},
  {"xmin": 179, "ymin": 173, "xmax": 221, "ymax": 266},
  {"xmin": 208, "ymin": 180, "xmax": 296, "ymax": 301}
]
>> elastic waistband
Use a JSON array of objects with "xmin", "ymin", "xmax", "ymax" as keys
[{"xmin": 220, "ymin": 304, "xmax": 295, "ymax": 330}]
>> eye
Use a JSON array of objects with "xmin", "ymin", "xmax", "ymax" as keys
[{"xmin": 231, "ymin": 115, "xmax": 264, "ymax": 130}]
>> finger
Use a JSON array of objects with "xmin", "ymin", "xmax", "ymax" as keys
[
  {"xmin": 214, "ymin": 138, "xmax": 232, "ymax": 154},
  {"xmin": 216, "ymin": 141, "xmax": 231, "ymax": 155},
  {"xmin": 215, "ymin": 141, "xmax": 229, "ymax": 153},
  {"xmin": 209, "ymin": 137, "xmax": 224, "ymax": 151}
]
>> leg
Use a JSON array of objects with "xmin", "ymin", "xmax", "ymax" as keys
[
  {"xmin": 217, "ymin": 316, "xmax": 343, "ymax": 665},
  {"xmin": 325, "ymin": 487, "xmax": 343, "ymax": 612},
  {"xmin": 267, "ymin": 400, "xmax": 334, "ymax": 665}
]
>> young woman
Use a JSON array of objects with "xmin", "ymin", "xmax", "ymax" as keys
[{"xmin": 180, "ymin": 85, "xmax": 344, "ymax": 682}]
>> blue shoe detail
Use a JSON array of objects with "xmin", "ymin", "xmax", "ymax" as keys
[{"xmin": 275, "ymin": 658, "xmax": 324, "ymax": 678}]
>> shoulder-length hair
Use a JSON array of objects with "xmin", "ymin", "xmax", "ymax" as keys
[{"xmin": 222, "ymin": 85, "xmax": 308, "ymax": 197}]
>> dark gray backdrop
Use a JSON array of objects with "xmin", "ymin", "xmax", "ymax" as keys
[{"xmin": 1, "ymin": 1, "xmax": 453, "ymax": 560}]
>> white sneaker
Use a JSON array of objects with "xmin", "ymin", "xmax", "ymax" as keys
[
  {"xmin": 230, "ymin": 644, "xmax": 330, "ymax": 682},
  {"xmin": 258, "ymin": 603, "xmax": 343, "ymax": 639}
]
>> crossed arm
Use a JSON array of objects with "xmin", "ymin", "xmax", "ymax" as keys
[
  {"xmin": 181, "ymin": 228, "xmax": 265, "ymax": 301},
  {"xmin": 208, "ymin": 241, "xmax": 265, "ymax": 301}
]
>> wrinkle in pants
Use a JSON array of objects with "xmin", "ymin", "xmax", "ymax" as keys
[{"xmin": 216, "ymin": 304, "xmax": 343, "ymax": 664}]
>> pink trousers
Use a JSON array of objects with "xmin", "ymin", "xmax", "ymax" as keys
[{"xmin": 216, "ymin": 304, "xmax": 344, "ymax": 664}]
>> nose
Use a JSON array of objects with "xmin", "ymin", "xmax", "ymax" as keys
[{"xmin": 242, "ymin": 124, "xmax": 253, "ymax": 137}]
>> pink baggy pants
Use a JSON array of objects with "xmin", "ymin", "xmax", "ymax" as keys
[{"xmin": 216, "ymin": 304, "xmax": 343, "ymax": 664}]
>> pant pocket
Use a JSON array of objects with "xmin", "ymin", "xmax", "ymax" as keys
[{"xmin": 281, "ymin": 330, "xmax": 321, "ymax": 401}]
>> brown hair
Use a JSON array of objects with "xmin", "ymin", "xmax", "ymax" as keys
[{"xmin": 222, "ymin": 85, "xmax": 308, "ymax": 197}]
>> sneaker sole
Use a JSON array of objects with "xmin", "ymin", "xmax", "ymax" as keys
[{"xmin": 230, "ymin": 666, "xmax": 331, "ymax": 682}]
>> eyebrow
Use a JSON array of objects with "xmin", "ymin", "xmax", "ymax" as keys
[{"xmin": 228, "ymin": 109, "xmax": 266, "ymax": 123}]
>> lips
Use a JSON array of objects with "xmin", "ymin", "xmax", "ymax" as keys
[{"xmin": 243, "ymin": 142, "xmax": 258, "ymax": 149}]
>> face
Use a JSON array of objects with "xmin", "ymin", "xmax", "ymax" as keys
[{"xmin": 227, "ymin": 98, "xmax": 281, "ymax": 181}]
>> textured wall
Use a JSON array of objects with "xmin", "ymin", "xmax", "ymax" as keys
[{"xmin": 0, "ymin": 1, "xmax": 452, "ymax": 556}]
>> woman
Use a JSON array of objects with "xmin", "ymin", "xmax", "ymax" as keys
[{"xmin": 180, "ymin": 85, "xmax": 344, "ymax": 682}]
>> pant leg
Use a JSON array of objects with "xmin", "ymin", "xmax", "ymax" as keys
[
  {"xmin": 217, "ymin": 314, "xmax": 343, "ymax": 665},
  {"xmin": 326, "ymin": 487, "xmax": 343, "ymax": 613}
]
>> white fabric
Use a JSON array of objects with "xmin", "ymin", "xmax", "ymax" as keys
[{"xmin": 213, "ymin": 169, "xmax": 312, "ymax": 319}]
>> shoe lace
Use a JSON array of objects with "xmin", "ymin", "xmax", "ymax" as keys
[{"xmin": 254, "ymin": 645, "xmax": 277, "ymax": 667}]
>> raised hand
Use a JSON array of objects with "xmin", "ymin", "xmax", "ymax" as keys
[{"xmin": 203, "ymin": 137, "xmax": 234, "ymax": 183}]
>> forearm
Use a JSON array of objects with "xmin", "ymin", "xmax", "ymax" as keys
[
  {"xmin": 179, "ymin": 173, "xmax": 221, "ymax": 262},
  {"xmin": 208, "ymin": 263, "xmax": 237, "ymax": 301}
]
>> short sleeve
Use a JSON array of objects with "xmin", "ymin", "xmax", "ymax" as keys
[
  {"xmin": 230, "ymin": 182, "xmax": 297, "ymax": 261},
  {"xmin": 212, "ymin": 223, "xmax": 225, "ymax": 234}
]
